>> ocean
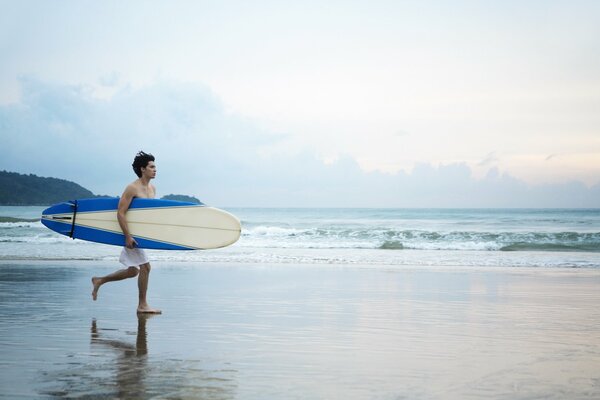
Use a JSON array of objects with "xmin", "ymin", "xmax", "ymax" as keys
[
  {"xmin": 2, "ymin": 206, "xmax": 600, "ymax": 398},
  {"xmin": 1, "ymin": 206, "xmax": 599, "ymax": 268}
]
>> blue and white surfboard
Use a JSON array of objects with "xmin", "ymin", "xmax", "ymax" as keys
[{"xmin": 41, "ymin": 198, "xmax": 241, "ymax": 250}]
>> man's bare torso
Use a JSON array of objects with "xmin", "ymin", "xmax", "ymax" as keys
[{"xmin": 127, "ymin": 179, "xmax": 156, "ymax": 199}]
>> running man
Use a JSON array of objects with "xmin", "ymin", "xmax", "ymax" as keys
[{"xmin": 92, "ymin": 151, "xmax": 161, "ymax": 314}]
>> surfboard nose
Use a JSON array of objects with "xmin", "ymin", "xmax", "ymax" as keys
[
  {"xmin": 41, "ymin": 215, "xmax": 73, "ymax": 236},
  {"xmin": 41, "ymin": 202, "xmax": 76, "ymax": 237}
]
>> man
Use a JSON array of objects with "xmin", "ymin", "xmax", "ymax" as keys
[{"xmin": 91, "ymin": 151, "xmax": 161, "ymax": 314}]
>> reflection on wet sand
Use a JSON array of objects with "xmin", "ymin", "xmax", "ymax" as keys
[
  {"xmin": 9, "ymin": 262, "xmax": 597, "ymax": 399},
  {"xmin": 90, "ymin": 315, "xmax": 151, "ymax": 399},
  {"xmin": 42, "ymin": 315, "xmax": 237, "ymax": 399}
]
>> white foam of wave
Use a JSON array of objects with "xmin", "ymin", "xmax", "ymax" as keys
[
  {"xmin": 1, "ymin": 245, "xmax": 598, "ymax": 268},
  {"xmin": 241, "ymin": 226, "xmax": 600, "ymax": 252},
  {"xmin": 387, "ymin": 241, "xmax": 503, "ymax": 251},
  {"xmin": 244, "ymin": 226, "xmax": 306, "ymax": 236},
  {"xmin": 0, "ymin": 235, "xmax": 90, "ymax": 244},
  {"xmin": 0, "ymin": 221, "xmax": 43, "ymax": 229},
  {"xmin": 139, "ymin": 248, "xmax": 600, "ymax": 268},
  {"xmin": 238, "ymin": 233, "xmax": 507, "ymax": 251}
]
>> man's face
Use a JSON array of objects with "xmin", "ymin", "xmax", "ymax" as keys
[{"xmin": 141, "ymin": 161, "xmax": 157, "ymax": 179}]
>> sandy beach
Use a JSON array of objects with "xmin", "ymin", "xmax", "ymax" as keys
[{"xmin": 0, "ymin": 260, "xmax": 599, "ymax": 399}]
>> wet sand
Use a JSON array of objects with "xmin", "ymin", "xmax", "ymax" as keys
[{"xmin": 0, "ymin": 261, "xmax": 599, "ymax": 399}]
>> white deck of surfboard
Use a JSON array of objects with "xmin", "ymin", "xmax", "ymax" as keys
[{"xmin": 66, "ymin": 205, "xmax": 241, "ymax": 249}]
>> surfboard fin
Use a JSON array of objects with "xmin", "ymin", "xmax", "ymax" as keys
[{"xmin": 68, "ymin": 200, "xmax": 78, "ymax": 239}]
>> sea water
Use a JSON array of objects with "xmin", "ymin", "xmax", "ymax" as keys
[
  {"xmin": 2, "ymin": 208, "xmax": 600, "ymax": 399},
  {"xmin": 1, "ymin": 207, "xmax": 598, "ymax": 268}
]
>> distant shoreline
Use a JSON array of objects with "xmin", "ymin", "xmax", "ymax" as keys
[
  {"xmin": 0, "ymin": 170, "xmax": 96, "ymax": 206},
  {"xmin": 0, "ymin": 170, "xmax": 200, "ymax": 206}
]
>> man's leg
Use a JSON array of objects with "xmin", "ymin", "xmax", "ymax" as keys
[
  {"xmin": 92, "ymin": 267, "xmax": 139, "ymax": 300},
  {"xmin": 137, "ymin": 262, "xmax": 161, "ymax": 314}
]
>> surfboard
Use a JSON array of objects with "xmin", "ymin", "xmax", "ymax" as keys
[{"xmin": 41, "ymin": 198, "xmax": 241, "ymax": 250}]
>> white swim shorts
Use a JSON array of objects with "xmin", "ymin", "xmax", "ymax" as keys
[{"xmin": 119, "ymin": 247, "xmax": 149, "ymax": 267}]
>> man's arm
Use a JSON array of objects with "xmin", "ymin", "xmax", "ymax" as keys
[{"xmin": 118, "ymin": 186, "xmax": 137, "ymax": 249}]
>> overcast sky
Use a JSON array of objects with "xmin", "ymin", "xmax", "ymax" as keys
[{"xmin": 1, "ymin": 0, "xmax": 599, "ymax": 207}]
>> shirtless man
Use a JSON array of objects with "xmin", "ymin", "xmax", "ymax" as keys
[{"xmin": 92, "ymin": 151, "xmax": 161, "ymax": 314}]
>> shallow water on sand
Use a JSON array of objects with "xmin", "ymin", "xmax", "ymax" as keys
[{"xmin": 1, "ymin": 261, "xmax": 599, "ymax": 399}]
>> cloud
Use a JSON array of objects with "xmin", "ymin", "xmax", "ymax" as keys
[
  {"xmin": 1, "ymin": 77, "xmax": 280, "ymax": 196},
  {"xmin": 478, "ymin": 152, "xmax": 499, "ymax": 167},
  {"xmin": 394, "ymin": 130, "xmax": 410, "ymax": 137},
  {"xmin": 1, "ymin": 78, "xmax": 598, "ymax": 207},
  {"xmin": 98, "ymin": 71, "xmax": 120, "ymax": 87}
]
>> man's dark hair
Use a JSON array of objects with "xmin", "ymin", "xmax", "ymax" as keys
[{"xmin": 132, "ymin": 151, "xmax": 155, "ymax": 177}]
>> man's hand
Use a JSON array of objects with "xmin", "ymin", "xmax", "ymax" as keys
[{"xmin": 125, "ymin": 235, "xmax": 138, "ymax": 249}]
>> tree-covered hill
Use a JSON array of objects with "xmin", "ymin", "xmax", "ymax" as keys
[
  {"xmin": 0, "ymin": 171, "xmax": 202, "ymax": 206},
  {"xmin": 0, "ymin": 171, "xmax": 96, "ymax": 205},
  {"xmin": 161, "ymin": 194, "xmax": 202, "ymax": 204}
]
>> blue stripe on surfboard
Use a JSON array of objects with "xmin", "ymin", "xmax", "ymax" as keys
[
  {"xmin": 42, "ymin": 201, "xmax": 75, "ymax": 216},
  {"xmin": 42, "ymin": 218, "xmax": 194, "ymax": 250},
  {"xmin": 42, "ymin": 198, "xmax": 203, "ymax": 217},
  {"xmin": 73, "ymin": 225, "xmax": 195, "ymax": 250},
  {"xmin": 129, "ymin": 198, "xmax": 203, "ymax": 209},
  {"xmin": 71, "ymin": 198, "xmax": 203, "ymax": 213},
  {"xmin": 41, "ymin": 218, "xmax": 72, "ymax": 237}
]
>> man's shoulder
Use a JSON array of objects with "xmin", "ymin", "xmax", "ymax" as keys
[
  {"xmin": 122, "ymin": 180, "xmax": 156, "ymax": 199},
  {"xmin": 123, "ymin": 183, "xmax": 135, "ymax": 191},
  {"xmin": 122, "ymin": 181, "xmax": 140, "ymax": 195}
]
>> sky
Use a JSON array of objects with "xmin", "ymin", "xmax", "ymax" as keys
[{"xmin": 1, "ymin": 0, "xmax": 599, "ymax": 207}]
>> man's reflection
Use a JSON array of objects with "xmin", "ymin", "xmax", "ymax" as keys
[
  {"xmin": 91, "ymin": 314, "xmax": 154, "ymax": 399},
  {"xmin": 88, "ymin": 315, "xmax": 236, "ymax": 399}
]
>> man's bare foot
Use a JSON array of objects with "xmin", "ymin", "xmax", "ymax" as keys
[
  {"xmin": 137, "ymin": 305, "xmax": 162, "ymax": 314},
  {"xmin": 137, "ymin": 313, "xmax": 159, "ymax": 321},
  {"xmin": 91, "ymin": 277, "xmax": 102, "ymax": 301}
]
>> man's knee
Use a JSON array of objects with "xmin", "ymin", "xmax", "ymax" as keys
[
  {"xmin": 127, "ymin": 266, "xmax": 139, "ymax": 277},
  {"xmin": 140, "ymin": 263, "xmax": 151, "ymax": 272}
]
